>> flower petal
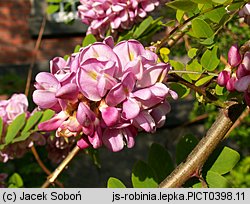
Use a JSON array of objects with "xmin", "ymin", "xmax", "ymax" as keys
[
  {"xmin": 101, "ymin": 106, "xmax": 119, "ymax": 127},
  {"xmin": 102, "ymin": 129, "xmax": 124, "ymax": 152},
  {"xmin": 122, "ymin": 98, "xmax": 140, "ymax": 120}
]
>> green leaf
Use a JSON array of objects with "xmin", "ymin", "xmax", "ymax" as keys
[
  {"xmin": 195, "ymin": 75, "xmax": 214, "ymax": 86},
  {"xmin": 169, "ymin": 83, "xmax": 190, "ymax": 98},
  {"xmin": 201, "ymin": 46, "xmax": 220, "ymax": 71},
  {"xmin": 107, "ymin": 177, "xmax": 126, "ymax": 188},
  {"xmin": 191, "ymin": 0, "xmax": 212, "ymax": 3},
  {"xmin": 35, "ymin": 110, "xmax": 55, "ymax": 130},
  {"xmin": 8, "ymin": 173, "xmax": 23, "ymax": 188},
  {"xmin": 0, "ymin": 117, "xmax": 3, "ymax": 141},
  {"xmin": 170, "ymin": 60, "xmax": 192, "ymax": 82},
  {"xmin": 205, "ymin": 7, "xmax": 227, "ymax": 23},
  {"xmin": 148, "ymin": 143, "xmax": 174, "ymax": 183},
  {"xmin": 186, "ymin": 59, "xmax": 203, "ymax": 81},
  {"xmin": 211, "ymin": 0, "xmax": 230, "ymax": 4},
  {"xmin": 5, "ymin": 113, "xmax": 26, "ymax": 145},
  {"xmin": 176, "ymin": 134, "xmax": 198, "ymax": 164},
  {"xmin": 134, "ymin": 16, "xmax": 153, "ymax": 38},
  {"xmin": 82, "ymin": 34, "xmax": 97, "ymax": 47},
  {"xmin": 132, "ymin": 161, "xmax": 158, "ymax": 188},
  {"xmin": 22, "ymin": 111, "xmax": 43, "ymax": 133},
  {"xmin": 210, "ymin": 147, "xmax": 240, "ymax": 175},
  {"xmin": 192, "ymin": 18, "xmax": 214, "ymax": 38},
  {"xmin": 215, "ymin": 84, "xmax": 226, "ymax": 95},
  {"xmin": 193, "ymin": 182, "xmax": 203, "ymax": 188},
  {"xmin": 188, "ymin": 48, "xmax": 198, "ymax": 58},
  {"xmin": 166, "ymin": 0, "xmax": 198, "ymax": 11},
  {"xmin": 176, "ymin": 10, "xmax": 185, "ymax": 23},
  {"xmin": 206, "ymin": 171, "xmax": 230, "ymax": 188},
  {"xmin": 12, "ymin": 132, "xmax": 31, "ymax": 143},
  {"xmin": 74, "ymin": 45, "xmax": 81, "ymax": 53},
  {"xmin": 160, "ymin": 48, "xmax": 170, "ymax": 63},
  {"xmin": 47, "ymin": 0, "xmax": 62, "ymax": 3},
  {"xmin": 46, "ymin": 4, "xmax": 59, "ymax": 15}
]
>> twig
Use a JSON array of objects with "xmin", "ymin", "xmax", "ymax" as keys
[
  {"xmin": 159, "ymin": 102, "xmax": 245, "ymax": 188},
  {"xmin": 42, "ymin": 145, "xmax": 80, "ymax": 188},
  {"xmin": 30, "ymin": 145, "xmax": 64, "ymax": 188},
  {"xmin": 25, "ymin": 15, "xmax": 46, "ymax": 96}
]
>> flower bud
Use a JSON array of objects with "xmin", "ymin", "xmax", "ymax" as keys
[
  {"xmin": 226, "ymin": 77, "xmax": 237, "ymax": 92},
  {"xmin": 217, "ymin": 70, "xmax": 231, "ymax": 86},
  {"xmin": 228, "ymin": 44, "xmax": 241, "ymax": 67}
]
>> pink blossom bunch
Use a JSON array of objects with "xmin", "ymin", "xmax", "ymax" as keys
[
  {"xmin": 78, "ymin": 0, "xmax": 159, "ymax": 38},
  {"xmin": 33, "ymin": 37, "xmax": 176, "ymax": 152},
  {"xmin": 0, "ymin": 94, "xmax": 45, "ymax": 163},
  {"xmin": 239, "ymin": 3, "xmax": 250, "ymax": 25},
  {"xmin": 217, "ymin": 44, "xmax": 250, "ymax": 105}
]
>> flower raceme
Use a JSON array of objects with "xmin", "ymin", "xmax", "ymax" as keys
[
  {"xmin": 78, "ymin": 0, "xmax": 160, "ymax": 38},
  {"xmin": 217, "ymin": 43, "xmax": 250, "ymax": 105},
  {"xmin": 33, "ymin": 37, "xmax": 177, "ymax": 152},
  {"xmin": 0, "ymin": 94, "xmax": 45, "ymax": 163}
]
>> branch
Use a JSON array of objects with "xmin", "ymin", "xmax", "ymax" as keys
[
  {"xmin": 25, "ymin": 15, "xmax": 46, "ymax": 96},
  {"xmin": 41, "ymin": 145, "xmax": 80, "ymax": 188},
  {"xmin": 30, "ymin": 145, "xmax": 64, "ymax": 188},
  {"xmin": 159, "ymin": 102, "xmax": 245, "ymax": 188}
]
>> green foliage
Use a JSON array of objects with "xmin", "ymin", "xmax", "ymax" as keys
[
  {"xmin": 46, "ymin": 4, "xmax": 59, "ymax": 15},
  {"xmin": 8, "ymin": 173, "xmax": 23, "ymax": 188},
  {"xmin": 0, "ymin": 110, "xmax": 55, "ymax": 150},
  {"xmin": 200, "ymin": 46, "xmax": 220, "ymax": 71},
  {"xmin": 82, "ymin": 34, "xmax": 97, "ymax": 47},
  {"xmin": 209, "ymin": 146, "xmax": 240, "ymax": 175},
  {"xmin": 4, "ymin": 113, "xmax": 26, "ymax": 145},
  {"xmin": 131, "ymin": 160, "xmax": 158, "ymax": 188},
  {"xmin": 186, "ymin": 59, "xmax": 202, "ymax": 80},
  {"xmin": 195, "ymin": 75, "xmax": 214, "ymax": 87},
  {"xmin": 169, "ymin": 83, "xmax": 190, "ymax": 98},
  {"xmin": 191, "ymin": 18, "xmax": 214, "ymax": 39},
  {"xmin": 206, "ymin": 171, "xmax": 230, "ymax": 187},
  {"xmin": 227, "ymin": 156, "xmax": 250, "ymax": 187},
  {"xmin": 166, "ymin": 0, "xmax": 198, "ymax": 12},
  {"xmin": 107, "ymin": 177, "xmax": 126, "ymax": 188}
]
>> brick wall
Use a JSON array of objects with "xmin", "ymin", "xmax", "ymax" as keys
[{"xmin": 0, "ymin": 0, "xmax": 83, "ymax": 66}]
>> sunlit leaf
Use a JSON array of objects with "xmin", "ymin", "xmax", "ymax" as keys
[
  {"xmin": 215, "ymin": 84, "xmax": 226, "ymax": 95},
  {"xmin": 22, "ymin": 111, "xmax": 43, "ymax": 133},
  {"xmin": 195, "ymin": 75, "xmax": 214, "ymax": 86},
  {"xmin": 192, "ymin": 18, "xmax": 214, "ymax": 38},
  {"xmin": 8, "ymin": 173, "xmax": 23, "ymax": 188},
  {"xmin": 82, "ymin": 34, "xmax": 97, "ymax": 47},
  {"xmin": 188, "ymin": 48, "xmax": 198, "ymax": 58},
  {"xmin": 134, "ymin": 16, "xmax": 153, "ymax": 38},
  {"xmin": 107, "ymin": 177, "xmax": 126, "ymax": 188},
  {"xmin": 206, "ymin": 171, "xmax": 230, "ymax": 188},
  {"xmin": 46, "ymin": 4, "xmax": 59, "ymax": 15},
  {"xmin": 210, "ymin": 146, "xmax": 240, "ymax": 175},
  {"xmin": 5, "ymin": 113, "xmax": 26, "ymax": 145},
  {"xmin": 166, "ymin": 0, "xmax": 198, "ymax": 11},
  {"xmin": 132, "ymin": 160, "xmax": 158, "ymax": 188},
  {"xmin": 186, "ymin": 59, "xmax": 203, "ymax": 81},
  {"xmin": 201, "ymin": 46, "xmax": 220, "ymax": 71}
]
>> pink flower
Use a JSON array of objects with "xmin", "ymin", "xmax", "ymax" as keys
[
  {"xmin": 239, "ymin": 3, "xmax": 250, "ymax": 25},
  {"xmin": 78, "ymin": 0, "xmax": 160, "ymax": 38},
  {"xmin": 228, "ymin": 44, "xmax": 241, "ymax": 67},
  {"xmin": 33, "ymin": 37, "xmax": 175, "ymax": 152},
  {"xmin": 217, "ymin": 70, "xmax": 231, "ymax": 86}
]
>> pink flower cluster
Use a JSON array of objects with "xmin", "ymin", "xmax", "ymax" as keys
[
  {"xmin": 0, "ymin": 94, "xmax": 45, "ymax": 163},
  {"xmin": 217, "ymin": 44, "xmax": 250, "ymax": 105},
  {"xmin": 33, "ymin": 37, "xmax": 176, "ymax": 152},
  {"xmin": 78, "ymin": 0, "xmax": 159, "ymax": 38},
  {"xmin": 239, "ymin": 3, "xmax": 250, "ymax": 25}
]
